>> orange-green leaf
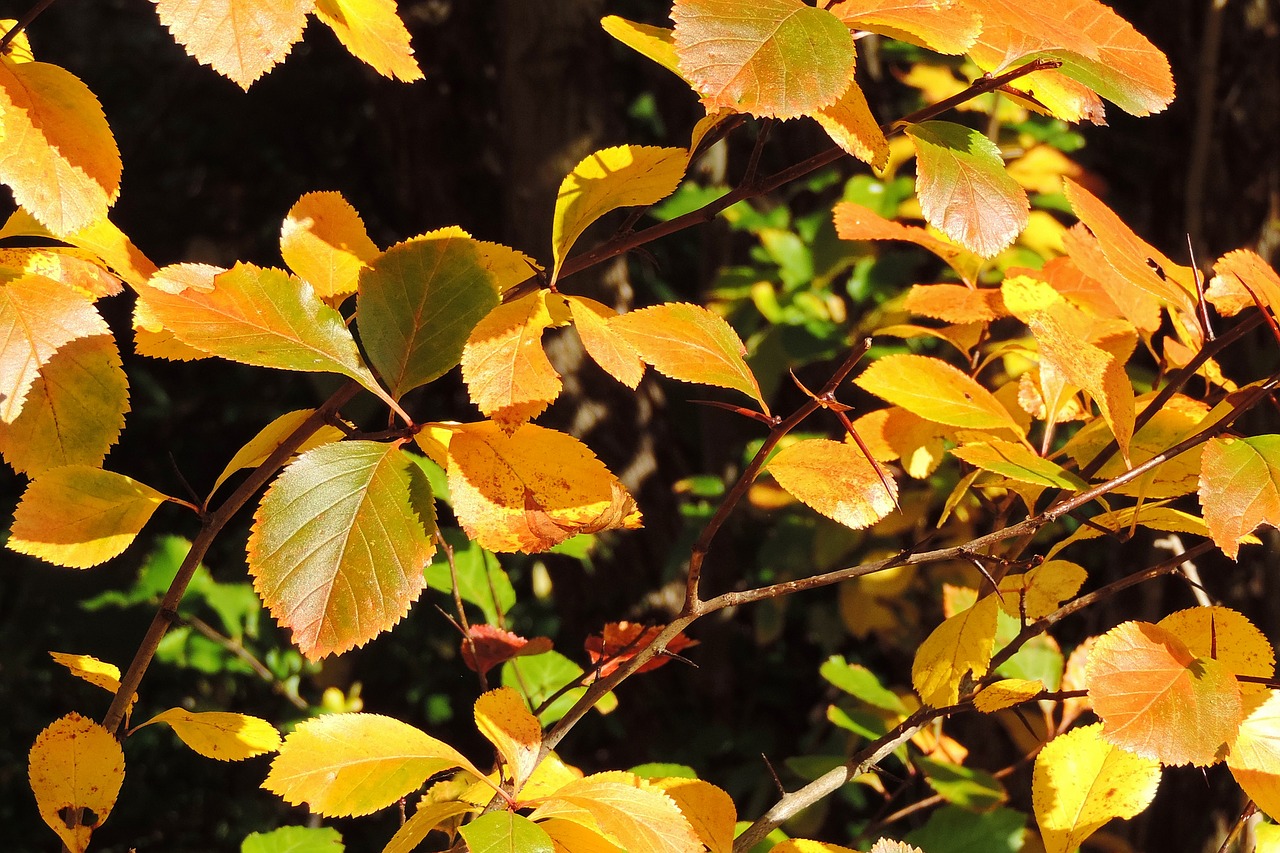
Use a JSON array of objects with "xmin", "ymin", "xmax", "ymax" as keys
[
  {"xmin": 1227, "ymin": 690, "xmax": 1280, "ymax": 822},
  {"xmin": 263, "ymin": 712, "xmax": 485, "ymax": 818},
  {"xmin": 905, "ymin": 121, "xmax": 1029, "ymax": 258},
  {"xmin": 1032, "ymin": 722, "xmax": 1160, "ymax": 853},
  {"xmin": 153, "ymin": 0, "xmax": 313, "ymax": 89},
  {"xmin": 766, "ymin": 438, "xmax": 897, "ymax": 530},
  {"xmin": 552, "ymin": 145, "xmax": 687, "ymax": 281},
  {"xmin": 529, "ymin": 771, "xmax": 702, "ymax": 853},
  {"xmin": 1085, "ymin": 620, "xmax": 1243, "ymax": 766},
  {"xmin": 280, "ymin": 191, "xmax": 380, "ymax": 300},
  {"xmin": 211, "ymin": 408, "xmax": 347, "ymax": 497},
  {"xmin": 609, "ymin": 302, "xmax": 767, "ymax": 413},
  {"xmin": 443, "ymin": 421, "xmax": 642, "ymax": 553},
  {"xmin": 997, "ymin": 560, "xmax": 1087, "ymax": 620},
  {"xmin": 134, "ymin": 709, "xmax": 282, "ymax": 761},
  {"xmin": 652, "ymin": 778, "xmax": 736, "ymax": 853},
  {"xmin": 132, "ymin": 263, "xmax": 217, "ymax": 361},
  {"xmin": 912, "ymin": 593, "xmax": 1001, "ymax": 707},
  {"xmin": 383, "ymin": 800, "xmax": 475, "ymax": 853},
  {"xmin": 357, "ymin": 232, "xmax": 503, "ymax": 398},
  {"xmin": 813, "ymin": 80, "xmax": 889, "ymax": 170},
  {"xmin": 0, "ymin": 60, "xmax": 120, "ymax": 235},
  {"xmin": 1199, "ymin": 435, "xmax": 1280, "ymax": 560},
  {"xmin": 1, "ymin": 273, "xmax": 109, "ymax": 423},
  {"xmin": 313, "ymin": 0, "xmax": 423, "ymax": 83},
  {"xmin": 856, "ymin": 354, "xmax": 1025, "ymax": 436},
  {"xmin": 830, "ymin": 0, "xmax": 980, "ymax": 54},
  {"xmin": 951, "ymin": 440, "xmax": 1084, "ymax": 490},
  {"xmin": 248, "ymin": 442, "xmax": 436, "ymax": 659},
  {"xmin": 29, "ymin": 713, "xmax": 125, "ymax": 853},
  {"xmin": 568, "ymin": 296, "xmax": 646, "ymax": 389},
  {"xmin": 0, "ymin": 334, "xmax": 128, "ymax": 476},
  {"xmin": 672, "ymin": 0, "xmax": 856, "ymax": 120},
  {"xmin": 9, "ymin": 466, "xmax": 168, "ymax": 568},
  {"xmin": 833, "ymin": 201, "xmax": 982, "ymax": 286},
  {"xmin": 474, "ymin": 687, "xmax": 542, "ymax": 792},
  {"xmin": 462, "ymin": 291, "xmax": 565, "ymax": 429},
  {"xmin": 974, "ymin": 678, "xmax": 1044, "ymax": 713}
]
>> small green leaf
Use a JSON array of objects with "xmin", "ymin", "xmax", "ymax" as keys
[
  {"xmin": 459, "ymin": 812, "xmax": 554, "ymax": 853},
  {"xmin": 242, "ymin": 826, "xmax": 343, "ymax": 853}
]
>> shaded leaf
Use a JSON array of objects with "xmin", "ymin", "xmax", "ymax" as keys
[
  {"xmin": 28, "ymin": 712, "xmax": 125, "ymax": 853},
  {"xmin": 280, "ymin": 191, "xmax": 380, "ymax": 299},
  {"xmin": 916, "ymin": 754, "xmax": 1007, "ymax": 811},
  {"xmin": 904, "ymin": 806, "xmax": 1025, "ymax": 853},
  {"xmin": 856, "ymin": 354, "xmax": 1025, "ymax": 435},
  {"xmin": 424, "ymin": 529, "xmax": 514, "ymax": 625},
  {"xmin": 568, "ymin": 295, "xmax": 645, "ymax": 389},
  {"xmin": 1227, "ymin": 691, "xmax": 1280, "ymax": 822},
  {"xmin": 314, "ymin": 0, "xmax": 422, "ymax": 82},
  {"xmin": 461, "ymin": 625, "xmax": 553, "ymax": 676},
  {"xmin": 153, "ymin": 0, "xmax": 313, "ymax": 89},
  {"xmin": 584, "ymin": 622, "xmax": 698, "ymax": 679},
  {"xmin": 529, "ymin": 771, "xmax": 702, "ymax": 853},
  {"xmin": 1199, "ymin": 435, "xmax": 1280, "ymax": 560},
  {"xmin": 951, "ymin": 440, "xmax": 1085, "ymax": 490},
  {"xmin": 651, "ymin": 778, "xmax": 736, "ymax": 853},
  {"xmin": 382, "ymin": 800, "xmax": 473, "ymax": 853},
  {"xmin": 475, "ymin": 687, "xmax": 542, "ymax": 791},
  {"xmin": 242, "ymin": 826, "xmax": 343, "ymax": 853},
  {"xmin": 134, "ymin": 708, "xmax": 281, "ymax": 761},
  {"xmin": 766, "ymin": 438, "xmax": 897, "ymax": 529},
  {"xmin": 773, "ymin": 841, "xmax": 860, "ymax": 853},
  {"xmin": 503, "ymin": 651, "xmax": 615, "ymax": 726},
  {"xmin": 821, "ymin": 656, "xmax": 909, "ymax": 714},
  {"xmin": 912, "ymin": 593, "xmax": 1000, "ymax": 706},
  {"xmin": 462, "ymin": 290, "xmax": 565, "ymax": 428},
  {"xmin": 0, "ymin": 208, "xmax": 156, "ymax": 289},
  {"xmin": 211, "ymin": 408, "xmax": 347, "ymax": 497},
  {"xmin": 974, "ymin": 678, "xmax": 1044, "ymax": 713}
]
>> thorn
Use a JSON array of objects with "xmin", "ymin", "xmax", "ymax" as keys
[{"xmin": 689, "ymin": 398, "xmax": 779, "ymax": 426}]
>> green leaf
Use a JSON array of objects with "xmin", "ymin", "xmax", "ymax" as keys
[
  {"xmin": 242, "ymin": 826, "xmax": 344, "ymax": 853},
  {"xmin": 916, "ymin": 756, "xmax": 1008, "ymax": 812},
  {"xmin": 951, "ymin": 440, "xmax": 1086, "ymax": 490},
  {"xmin": 502, "ymin": 650, "xmax": 615, "ymax": 725},
  {"xmin": 820, "ymin": 656, "xmax": 908, "ymax": 714},
  {"xmin": 357, "ymin": 232, "xmax": 503, "ymax": 399},
  {"xmin": 905, "ymin": 805, "xmax": 1026, "ymax": 853},
  {"xmin": 460, "ymin": 812, "xmax": 555, "ymax": 853},
  {"xmin": 631, "ymin": 763, "xmax": 698, "ymax": 780},
  {"xmin": 424, "ymin": 529, "xmax": 515, "ymax": 626},
  {"xmin": 905, "ymin": 121, "xmax": 1029, "ymax": 258},
  {"xmin": 247, "ymin": 441, "xmax": 436, "ymax": 660}
]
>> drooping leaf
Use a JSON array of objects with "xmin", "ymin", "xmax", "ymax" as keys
[
  {"xmin": 1227, "ymin": 691, "xmax": 1280, "ymax": 822},
  {"xmin": 461, "ymin": 812, "xmax": 554, "ymax": 853},
  {"xmin": 357, "ymin": 232, "xmax": 503, "ymax": 398},
  {"xmin": 833, "ymin": 202, "xmax": 981, "ymax": 285},
  {"xmin": 9, "ymin": 466, "xmax": 168, "ymax": 568},
  {"xmin": 263, "ymin": 713, "xmax": 485, "ymax": 818},
  {"xmin": 601, "ymin": 16, "xmax": 683, "ymax": 80},
  {"xmin": 247, "ymin": 441, "xmax": 436, "ymax": 659},
  {"xmin": 211, "ymin": 408, "xmax": 348, "ymax": 497},
  {"xmin": 0, "ymin": 273, "xmax": 109, "ymax": 423},
  {"xmin": 529, "ymin": 771, "xmax": 702, "ymax": 853},
  {"xmin": 28, "ymin": 712, "xmax": 125, "ymax": 853},
  {"xmin": 974, "ymin": 678, "xmax": 1044, "ymax": 713},
  {"xmin": 584, "ymin": 622, "xmax": 698, "ymax": 679},
  {"xmin": 568, "ymin": 295, "xmax": 646, "ymax": 389},
  {"xmin": 313, "ymin": 0, "xmax": 423, "ymax": 82},
  {"xmin": 152, "ymin": 0, "xmax": 314, "ymax": 89},
  {"xmin": 609, "ymin": 302, "xmax": 767, "ymax": 413},
  {"xmin": 48, "ymin": 652, "xmax": 123, "ymax": 695},
  {"xmin": 766, "ymin": 438, "xmax": 897, "ymax": 529},
  {"xmin": 813, "ymin": 80, "xmax": 890, "ymax": 170},
  {"xmin": 905, "ymin": 121, "xmax": 1029, "ymax": 258},
  {"xmin": 552, "ymin": 145, "xmax": 687, "ymax": 281},
  {"xmin": 0, "ymin": 209, "xmax": 157, "ymax": 290},
  {"xmin": 134, "ymin": 709, "xmax": 282, "ymax": 761},
  {"xmin": 382, "ymin": 800, "xmax": 473, "ymax": 853},
  {"xmin": 0, "ymin": 334, "xmax": 128, "ymax": 476},
  {"xmin": 1199, "ymin": 435, "xmax": 1280, "ymax": 560},
  {"xmin": 951, "ymin": 440, "xmax": 1085, "ymax": 490},
  {"xmin": 671, "ymin": 0, "xmax": 856, "ymax": 119},
  {"xmin": 0, "ymin": 60, "xmax": 120, "ymax": 235},
  {"xmin": 474, "ymin": 687, "xmax": 542, "ymax": 792},
  {"xmin": 280, "ymin": 191, "xmax": 381, "ymax": 300},
  {"xmin": 241, "ymin": 826, "xmax": 344, "ymax": 853},
  {"xmin": 443, "ymin": 421, "xmax": 641, "ymax": 553},
  {"xmin": 462, "ymin": 291, "xmax": 565, "ymax": 428},
  {"xmin": 461, "ymin": 625, "xmax": 553, "ymax": 676},
  {"xmin": 1085, "ymin": 620, "xmax": 1243, "ymax": 766},
  {"xmin": 912, "ymin": 593, "xmax": 1001, "ymax": 707},
  {"xmin": 856, "ymin": 354, "xmax": 1025, "ymax": 436},
  {"xmin": 830, "ymin": 0, "xmax": 980, "ymax": 54},
  {"xmin": 996, "ymin": 560, "xmax": 1087, "ymax": 621},
  {"xmin": 1032, "ymin": 723, "xmax": 1159, "ymax": 853},
  {"xmin": 651, "ymin": 778, "xmax": 736, "ymax": 853}
]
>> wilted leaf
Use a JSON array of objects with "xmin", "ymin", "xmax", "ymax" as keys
[
  {"xmin": 568, "ymin": 296, "xmax": 646, "ymax": 389},
  {"xmin": 29, "ymin": 712, "xmax": 125, "ymax": 853},
  {"xmin": 9, "ymin": 466, "xmax": 168, "ymax": 568},
  {"xmin": 461, "ymin": 625, "xmax": 554, "ymax": 676},
  {"xmin": 248, "ymin": 442, "xmax": 436, "ymax": 659},
  {"xmin": 584, "ymin": 622, "xmax": 698, "ymax": 679},
  {"xmin": 529, "ymin": 771, "xmax": 702, "ymax": 853},
  {"xmin": 263, "ymin": 713, "xmax": 485, "ymax": 817},
  {"xmin": 280, "ymin": 191, "xmax": 380, "ymax": 300},
  {"xmin": 1199, "ymin": 435, "xmax": 1280, "ymax": 560},
  {"xmin": 651, "ymin": 777, "xmax": 736, "ymax": 853},
  {"xmin": 830, "ymin": 0, "xmax": 980, "ymax": 54},
  {"xmin": 153, "ymin": 0, "xmax": 313, "ymax": 89},
  {"xmin": 314, "ymin": 0, "xmax": 423, "ymax": 82},
  {"xmin": 461, "ymin": 290, "xmax": 565, "ymax": 428},
  {"xmin": 134, "ymin": 709, "xmax": 281, "ymax": 761},
  {"xmin": 211, "ymin": 408, "xmax": 347, "ymax": 497},
  {"xmin": 856, "ymin": 354, "xmax": 1025, "ymax": 436},
  {"xmin": 905, "ymin": 121, "xmax": 1029, "ymax": 258},
  {"xmin": 912, "ymin": 593, "xmax": 1001, "ymax": 707},
  {"xmin": 48, "ymin": 651, "xmax": 123, "ymax": 695},
  {"xmin": 475, "ymin": 687, "xmax": 542, "ymax": 791},
  {"xmin": 766, "ymin": 438, "xmax": 897, "ymax": 529}
]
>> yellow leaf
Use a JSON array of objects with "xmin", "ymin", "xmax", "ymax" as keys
[
  {"xmin": 540, "ymin": 817, "xmax": 625, "ymax": 852},
  {"xmin": 1060, "ymin": 224, "xmax": 1161, "ymax": 334},
  {"xmin": 314, "ymin": 0, "xmax": 423, "ymax": 82},
  {"xmin": 912, "ymin": 594, "xmax": 1001, "ymax": 707},
  {"xmin": 0, "ymin": 247, "xmax": 122, "ymax": 300},
  {"xmin": 1158, "ymin": 606, "xmax": 1275, "ymax": 705},
  {"xmin": 519, "ymin": 752, "xmax": 584, "ymax": 802},
  {"xmin": 263, "ymin": 712, "xmax": 486, "ymax": 818},
  {"xmin": 462, "ymin": 291, "xmax": 564, "ymax": 429},
  {"xmin": 135, "ymin": 708, "xmax": 282, "ymax": 761},
  {"xmin": 833, "ymin": 201, "xmax": 982, "ymax": 286},
  {"xmin": 609, "ymin": 302, "xmax": 767, "ymax": 413},
  {"xmin": 831, "ymin": 0, "xmax": 980, "ymax": 54},
  {"xmin": 1207, "ymin": 248, "xmax": 1280, "ymax": 317},
  {"xmin": 0, "ymin": 208, "xmax": 157, "ymax": 290},
  {"xmin": 0, "ymin": 60, "xmax": 120, "ymax": 235},
  {"xmin": 856, "ymin": 354, "xmax": 1026, "ymax": 437},
  {"xmin": 651, "ymin": 778, "xmax": 736, "ymax": 853},
  {"xmin": 772, "ymin": 840, "xmax": 861, "ymax": 853},
  {"xmin": 766, "ymin": 438, "xmax": 897, "ymax": 530},
  {"xmin": 813, "ymin": 79, "xmax": 889, "ymax": 170},
  {"xmin": 153, "ymin": 0, "xmax": 313, "ymax": 89},
  {"xmin": 951, "ymin": 440, "xmax": 1085, "ymax": 491},
  {"xmin": 280, "ymin": 191, "xmax": 381, "ymax": 299},
  {"xmin": 445, "ymin": 421, "xmax": 642, "ymax": 553},
  {"xmin": 28, "ymin": 712, "xmax": 125, "ymax": 853},
  {"xmin": 9, "ymin": 466, "xmax": 168, "ymax": 568},
  {"xmin": 1, "ymin": 273, "xmax": 109, "ymax": 423},
  {"xmin": 568, "ymin": 296, "xmax": 645, "ymax": 389},
  {"xmin": 974, "ymin": 678, "xmax": 1044, "ymax": 713},
  {"xmin": 211, "ymin": 408, "xmax": 347, "ymax": 497},
  {"xmin": 0, "ymin": 334, "xmax": 128, "ymax": 476},
  {"xmin": 48, "ymin": 651, "xmax": 122, "ymax": 693},
  {"xmin": 529, "ymin": 771, "xmax": 702, "ymax": 853},
  {"xmin": 851, "ymin": 407, "xmax": 953, "ymax": 479},
  {"xmin": 601, "ymin": 16, "xmax": 683, "ymax": 81},
  {"xmin": 1032, "ymin": 723, "xmax": 1159, "ymax": 853},
  {"xmin": 1227, "ymin": 691, "xmax": 1280, "ymax": 822},
  {"xmin": 382, "ymin": 799, "xmax": 474, "ymax": 853},
  {"xmin": 474, "ymin": 687, "xmax": 542, "ymax": 792},
  {"xmin": 0, "ymin": 19, "xmax": 34, "ymax": 63},
  {"xmin": 997, "ymin": 560, "xmax": 1087, "ymax": 620},
  {"xmin": 552, "ymin": 145, "xmax": 687, "ymax": 281},
  {"xmin": 132, "ymin": 263, "xmax": 217, "ymax": 361},
  {"xmin": 1007, "ymin": 144, "xmax": 1085, "ymax": 195}
]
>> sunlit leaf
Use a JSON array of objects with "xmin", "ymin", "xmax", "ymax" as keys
[
  {"xmin": 9, "ymin": 466, "xmax": 168, "ymax": 568},
  {"xmin": 856, "ymin": 354, "xmax": 1025, "ymax": 436},
  {"xmin": 131, "ymin": 263, "xmax": 217, "ymax": 361},
  {"xmin": 529, "ymin": 771, "xmax": 702, "ymax": 853},
  {"xmin": 1206, "ymin": 248, "xmax": 1280, "ymax": 317},
  {"xmin": 474, "ymin": 687, "xmax": 542, "ymax": 792},
  {"xmin": 263, "ymin": 713, "xmax": 485, "ymax": 818},
  {"xmin": 1032, "ymin": 723, "xmax": 1159, "ymax": 853},
  {"xmin": 773, "ymin": 841, "xmax": 861, "ymax": 853},
  {"xmin": 813, "ymin": 80, "xmax": 889, "ymax": 170},
  {"xmin": 1199, "ymin": 435, "xmax": 1280, "ymax": 560},
  {"xmin": 48, "ymin": 651, "xmax": 123, "ymax": 695},
  {"xmin": 1158, "ymin": 605, "xmax": 1275, "ymax": 705},
  {"xmin": 996, "ymin": 560, "xmax": 1087, "ymax": 620},
  {"xmin": 905, "ymin": 121, "xmax": 1029, "ymax": 258},
  {"xmin": 382, "ymin": 800, "xmax": 473, "ymax": 853},
  {"xmin": 672, "ymin": 0, "xmax": 856, "ymax": 120},
  {"xmin": 314, "ymin": 0, "xmax": 423, "ymax": 83},
  {"xmin": 833, "ymin": 201, "xmax": 982, "ymax": 286},
  {"xmin": 904, "ymin": 284, "xmax": 1006, "ymax": 325},
  {"xmin": 951, "ymin": 440, "xmax": 1084, "ymax": 490},
  {"xmin": 974, "ymin": 678, "xmax": 1044, "ymax": 713},
  {"xmin": 766, "ymin": 438, "xmax": 897, "ymax": 529},
  {"xmin": 28, "ymin": 712, "xmax": 125, "ymax": 853},
  {"xmin": 601, "ymin": 16, "xmax": 682, "ymax": 80},
  {"xmin": 461, "ymin": 811, "xmax": 554, "ymax": 853},
  {"xmin": 1085, "ymin": 620, "xmax": 1243, "ymax": 766},
  {"xmin": 0, "ymin": 247, "xmax": 121, "ymax": 300},
  {"xmin": 1227, "ymin": 691, "xmax": 1280, "ymax": 822},
  {"xmin": 912, "ymin": 593, "xmax": 1000, "ymax": 707},
  {"xmin": 830, "ymin": 0, "xmax": 979, "ymax": 54},
  {"xmin": 247, "ymin": 441, "xmax": 436, "ymax": 659},
  {"xmin": 538, "ymin": 818, "xmax": 625, "ymax": 853},
  {"xmin": 462, "ymin": 291, "xmax": 565, "ymax": 429},
  {"xmin": 0, "ymin": 209, "xmax": 156, "ymax": 290},
  {"xmin": 568, "ymin": 296, "xmax": 646, "ymax": 389},
  {"xmin": 851, "ymin": 406, "xmax": 953, "ymax": 480},
  {"xmin": 1060, "ymin": 225, "xmax": 1162, "ymax": 334},
  {"xmin": 211, "ymin": 408, "xmax": 347, "ymax": 497},
  {"xmin": 280, "ymin": 191, "xmax": 381, "ymax": 300},
  {"xmin": 134, "ymin": 708, "xmax": 282, "ymax": 761},
  {"xmin": 152, "ymin": 0, "xmax": 313, "ymax": 89},
  {"xmin": 651, "ymin": 777, "xmax": 736, "ymax": 853}
]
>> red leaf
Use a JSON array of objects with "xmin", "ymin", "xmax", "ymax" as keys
[
  {"xmin": 584, "ymin": 622, "xmax": 698, "ymax": 679},
  {"xmin": 461, "ymin": 625, "xmax": 553, "ymax": 676}
]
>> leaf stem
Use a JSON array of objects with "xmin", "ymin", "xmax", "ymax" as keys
[{"xmin": 0, "ymin": 0, "xmax": 57, "ymax": 54}]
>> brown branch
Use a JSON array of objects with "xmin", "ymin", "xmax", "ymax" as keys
[{"xmin": 0, "ymin": 0, "xmax": 57, "ymax": 54}]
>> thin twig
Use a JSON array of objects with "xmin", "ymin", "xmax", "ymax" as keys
[
  {"xmin": 0, "ymin": 0, "xmax": 57, "ymax": 53},
  {"xmin": 179, "ymin": 614, "xmax": 308, "ymax": 710}
]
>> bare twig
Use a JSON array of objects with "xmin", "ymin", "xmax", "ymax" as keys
[{"xmin": 0, "ymin": 0, "xmax": 57, "ymax": 53}]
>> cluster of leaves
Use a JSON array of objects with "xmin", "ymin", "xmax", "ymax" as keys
[{"xmin": 7, "ymin": 0, "xmax": 1280, "ymax": 851}]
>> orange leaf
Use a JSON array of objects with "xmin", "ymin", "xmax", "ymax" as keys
[
  {"xmin": 0, "ymin": 247, "xmax": 122, "ymax": 300},
  {"xmin": 974, "ymin": 678, "xmax": 1044, "ymax": 713},
  {"xmin": 153, "ymin": 0, "xmax": 313, "ymax": 89},
  {"xmin": 830, "ymin": 0, "xmax": 980, "ymax": 54},
  {"xmin": 1085, "ymin": 620, "xmax": 1243, "ymax": 766},
  {"xmin": 584, "ymin": 622, "xmax": 698, "ymax": 679},
  {"xmin": 462, "ymin": 625, "xmax": 553, "ymax": 676},
  {"xmin": 609, "ymin": 302, "xmax": 767, "ymax": 413},
  {"xmin": 856, "ymin": 353, "xmax": 1026, "ymax": 437},
  {"xmin": 904, "ymin": 284, "xmax": 1006, "ymax": 325},
  {"xmin": 280, "ymin": 191, "xmax": 380, "ymax": 300},
  {"xmin": 850, "ymin": 406, "xmax": 953, "ymax": 479},
  {"xmin": 529, "ymin": 771, "xmax": 702, "ymax": 853},
  {"xmin": 0, "ymin": 60, "xmax": 120, "ymax": 235},
  {"xmin": 813, "ymin": 80, "xmax": 890, "ymax": 170},
  {"xmin": 1198, "ymin": 436, "xmax": 1280, "ymax": 560},
  {"xmin": 475, "ymin": 687, "xmax": 542, "ymax": 791},
  {"xmin": 1207, "ymin": 249, "xmax": 1280, "ymax": 317},
  {"xmin": 313, "ymin": 0, "xmax": 423, "ymax": 83},
  {"xmin": 1157, "ymin": 606, "xmax": 1275, "ymax": 706},
  {"xmin": 462, "ymin": 291, "xmax": 566, "ymax": 429},
  {"xmin": 672, "ymin": 0, "xmax": 856, "ymax": 119},
  {"xmin": 568, "ymin": 296, "xmax": 646, "ymax": 389},
  {"xmin": 28, "ymin": 713, "xmax": 125, "ymax": 853},
  {"xmin": 131, "ymin": 263, "xmax": 217, "ymax": 361},
  {"xmin": 832, "ymin": 201, "xmax": 981, "ymax": 285},
  {"xmin": 766, "ymin": 438, "xmax": 898, "ymax": 529},
  {"xmin": 651, "ymin": 777, "xmax": 737, "ymax": 853}
]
